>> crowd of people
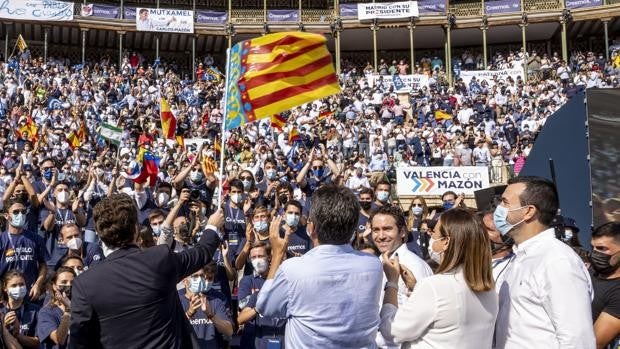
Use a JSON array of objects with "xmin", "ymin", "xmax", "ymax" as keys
[{"xmin": 0, "ymin": 40, "xmax": 616, "ymax": 349}]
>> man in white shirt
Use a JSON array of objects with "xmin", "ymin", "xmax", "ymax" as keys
[
  {"xmin": 371, "ymin": 205, "xmax": 433, "ymax": 348},
  {"xmin": 494, "ymin": 176, "xmax": 595, "ymax": 349}
]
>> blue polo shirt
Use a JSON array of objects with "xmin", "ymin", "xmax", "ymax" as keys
[
  {"xmin": 279, "ymin": 225, "xmax": 312, "ymax": 258},
  {"xmin": 178, "ymin": 288, "xmax": 231, "ymax": 349},
  {"xmin": 51, "ymin": 241, "xmax": 104, "ymax": 271},
  {"xmin": 36, "ymin": 304, "xmax": 66, "ymax": 349},
  {"xmin": 0, "ymin": 230, "xmax": 49, "ymax": 288},
  {"xmin": 357, "ymin": 213, "xmax": 370, "ymax": 235},
  {"xmin": 0, "ymin": 301, "xmax": 39, "ymax": 338},
  {"xmin": 45, "ymin": 208, "xmax": 77, "ymax": 267}
]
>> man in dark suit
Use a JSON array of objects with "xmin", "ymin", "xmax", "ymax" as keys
[{"xmin": 69, "ymin": 193, "xmax": 224, "ymax": 348}]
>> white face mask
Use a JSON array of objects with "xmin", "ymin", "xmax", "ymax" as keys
[
  {"xmin": 7, "ymin": 286, "xmax": 27, "ymax": 300},
  {"xmin": 251, "ymin": 258, "xmax": 269, "ymax": 274},
  {"xmin": 66, "ymin": 237, "xmax": 83, "ymax": 251},
  {"xmin": 428, "ymin": 237, "xmax": 444, "ymax": 264},
  {"xmin": 57, "ymin": 191, "xmax": 69, "ymax": 204}
]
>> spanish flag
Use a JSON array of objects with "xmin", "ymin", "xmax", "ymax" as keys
[
  {"xmin": 288, "ymin": 127, "xmax": 301, "ymax": 143},
  {"xmin": 224, "ymin": 32, "xmax": 341, "ymax": 130},
  {"xmin": 435, "ymin": 110, "xmax": 453, "ymax": 121},
  {"xmin": 66, "ymin": 131, "xmax": 81, "ymax": 150},
  {"xmin": 16, "ymin": 34, "xmax": 27, "ymax": 53},
  {"xmin": 271, "ymin": 114, "xmax": 286, "ymax": 131},
  {"xmin": 176, "ymin": 135, "xmax": 185, "ymax": 149},
  {"xmin": 160, "ymin": 98, "xmax": 176, "ymax": 139},
  {"xmin": 318, "ymin": 109, "xmax": 333, "ymax": 122},
  {"xmin": 17, "ymin": 117, "xmax": 37, "ymax": 142}
]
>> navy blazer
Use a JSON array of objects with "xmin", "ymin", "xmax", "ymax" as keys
[{"xmin": 68, "ymin": 229, "xmax": 221, "ymax": 349}]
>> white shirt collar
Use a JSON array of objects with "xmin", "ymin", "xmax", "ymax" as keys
[{"xmin": 512, "ymin": 228, "xmax": 555, "ymax": 257}]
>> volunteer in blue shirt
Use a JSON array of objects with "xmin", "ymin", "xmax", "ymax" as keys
[
  {"xmin": 224, "ymin": 179, "xmax": 250, "ymax": 259},
  {"xmin": 36, "ymin": 266, "xmax": 74, "ymax": 349},
  {"xmin": 2, "ymin": 163, "xmax": 41, "ymax": 234},
  {"xmin": 238, "ymin": 241, "xmax": 286, "ymax": 349},
  {"xmin": 51, "ymin": 223, "xmax": 103, "ymax": 271},
  {"xmin": 179, "ymin": 262, "xmax": 234, "ymax": 348},
  {"xmin": 0, "ymin": 198, "xmax": 49, "ymax": 301},
  {"xmin": 280, "ymin": 201, "xmax": 312, "ymax": 258},
  {"xmin": 295, "ymin": 144, "xmax": 339, "ymax": 197},
  {"xmin": 357, "ymin": 188, "xmax": 374, "ymax": 237},
  {"xmin": 1, "ymin": 269, "xmax": 40, "ymax": 348},
  {"xmin": 235, "ymin": 207, "xmax": 271, "ymax": 276},
  {"xmin": 42, "ymin": 182, "xmax": 86, "ymax": 269}
]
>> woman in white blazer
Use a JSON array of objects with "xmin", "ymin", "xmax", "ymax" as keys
[{"xmin": 380, "ymin": 208, "xmax": 498, "ymax": 349}]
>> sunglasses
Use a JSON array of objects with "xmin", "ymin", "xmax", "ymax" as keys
[
  {"xmin": 411, "ymin": 203, "xmax": 423, "ymax": 207},
  {"xmin": 312, "ymin": 166, "xmax": 324, "ymax": 170},
  {"xmin": 239, "ymin": 176, "xmax": 253, "ymax": 180},
  {"xmin": 11, "ymin": 209, "xmax": 27, "ymax": 215}
]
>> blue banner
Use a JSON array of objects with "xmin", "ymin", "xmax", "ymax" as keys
[
  {"xmin": 87, "ymin": 4, "xmax": 120, "ymax": 19},
  {"xmin": 485, "ymin": 0, "xmax": 521, "ymax": 15},
  {"xmin": 267, "ymin": 9, "xmax": 299, "ymax": 22},
  {"xmin": 418, "ymin": 0, "xmax": 445, "ymax": 14},
  {"xmin": 339, "ymin": 3, "xmax": 358, "ymax": 17},
  {"xmin": 196, "ymin": 10, "xmax": 227, "ymax": 24},
  {"xmin": 124, "ymin": 7, "xmax": 136, "ymax": 20},
  {"xmin": 565, "ymin": 0, "xmax": 602, "ymax": 8}
]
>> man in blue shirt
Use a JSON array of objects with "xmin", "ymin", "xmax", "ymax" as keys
[
  {"xmin": 256, "ymin": 185, "xmax": 383, "ymax": 349},
  {"xmin": 0, "ymin": 198, "xmax": 49, "ymax": 300},
  {"xmin": 179, "ymin": 262, "xmax": 233, "ymax": 348},
  {"xmin": 279, "ymin": 201, "xmax": 312, "ymax": 258},
  {"xmin": 51, "ymin": 223, "xmax": 104, "ymax": 271}
]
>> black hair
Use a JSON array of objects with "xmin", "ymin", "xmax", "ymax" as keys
[
  {"xmin": 309, "ymin": 185, "xmax": 360, "ymax": 245},
  {"xmin": 592, "ymin": 222, "xmax": 620, "ymax": 244},
  {"xmin": 508, "ymin": 176, "xmax": 559, "ymax": 226},
  {"xmin": 284, "ymin": 200, "xmax": 303, "ymax": 213},
  {"xmin": 370, "ymin": 204, "xmax": 408, "ymax": 235},
  {"xmin": 229, "ymin": 179, "xmax": 244, "ymax": 191}
]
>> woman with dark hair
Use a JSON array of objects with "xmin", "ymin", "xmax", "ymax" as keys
[
  {"xmin": 1, "ymin": 270, "xmax": 40, "ymax": 348},
  {"xmin": 36, "ymin": 267, "xmax": 75, "ymax": 349},
  {"xmin": 380, "ymin": 208, "xmax": 498, "ymax": 348}
]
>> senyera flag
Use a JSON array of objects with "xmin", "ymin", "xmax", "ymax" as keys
[{"xmin": 224, "ymin": 32, "xmax": 341, "ymax": 130}]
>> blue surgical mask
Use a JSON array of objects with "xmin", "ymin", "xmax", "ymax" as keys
[
  {"xmin": 151, "ymin": 225, "xmax": 161, "ymax": 236},
  {"xmin": 43, "ymin": 168, "xmax": 53, "ymax": 181},
  {"xmin": 242, "ymin": 179, "xmax": 252, "ymax": 190},
  {"xmin": 411, "ymin": 206, "xmax": 424, "ymax": 216},
  {"xmin": 254, "ymin": 221, "xmax": 268, "ymax": 233},
  {"xmin": 190, "ymin": 171, "xmax": 203, "ymax": 182},
  {"xmin": 188, "ymin": 276, "xmax": 211, "ymax": 294},
  {"xmin": 10, "ymin": 213, "xmax": 26, "ymax": 228},
  {"xmin": 266, "ymin": 169, "xmax": 277, "ymax": 180},
  {"xmin": 442, "ymin": 202, "xmax": 454, "ymax": 210},
  {"xmin": 376, "ymin": 191, "xmax": 389, "ymax": 202},
  {"xmin": 493, "ymin": 204, "xmax": 526, "ymax": 236},
  {"xmin": 286, "ymin": 213, "xmax": 300, "ymax": 227}
]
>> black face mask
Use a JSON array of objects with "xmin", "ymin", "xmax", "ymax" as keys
[
  {"xmin": 58, "ymin": 285, "xmax": 72, "ymax": 300},
  {"xmin": 591, "ymin": 250, "xmax": 619, "ymax": 276},
  {"xmin": 360, "ymin": 201, "xmax": 372, "ymax": 211}
]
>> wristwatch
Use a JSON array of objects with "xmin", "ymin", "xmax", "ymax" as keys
[{"xmin": 384, "ymin": 281, "xmax": 398, "ymax": 291}]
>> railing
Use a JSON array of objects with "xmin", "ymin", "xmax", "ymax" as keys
[
  {"xmin": 523, "ymin": 0, "xmax": 563, "ymax": 12},
  {"xmin": 230, "ymin": 9, "xmax": 265, "ymax": 24},
  {"xmin": 301, "ymin": 9, "xmax": 333, "ymax": 23},
  {"xmin": 449, "ymin": 0, "xmax": 483, "ymax": 17}
]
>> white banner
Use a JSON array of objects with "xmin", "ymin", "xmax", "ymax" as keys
[
  {"xmin": 136, "ymin": 7, "xmax": 194, "ymax": 33},
  {"xmin": 357, "ymin": 1, "xmax": 419, "ymax": 20},
  {"xmin": 367, "ymin": 74, "xmax": 429, "ymax": 93},
  {"xmin": 0, "ymin": 0, "xmax": 74, "ymax": 21},
  {"xmin": 396, "ymin": 166, "xmax": 490, "ymax": 196},
  {"xmin": 459, "ymin": 68, "xmax": 524, "ymax": 87}
]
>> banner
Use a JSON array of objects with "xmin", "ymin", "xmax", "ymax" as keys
[
  {"xmin": 565, "ymin": 0, "xmax": 602, "ymax": 8},
  {"xmin": 0, "ymin": 0, "xmax": 73, "ymax": 21},
  {"xmin": 358, "ymin": 1, "xmax": 419, "ymax": 20},
  {"xmin": 367, "ymin": 74, "xmax": 429, "ymax": 93},
  {"xmin": 124, "ymin": 7, "xmax": 136, "ymax": 19},
  {"xmin": 397, "ymin": 166, "xmax": 490, "ymax": 196},
  {"xmin": 136, "ymin": 8, "xmax": 194, "ymax": 33},
  {"xmin": 196, "ymin": 10, "xmax": 227, "ymax": 24},
  {"xmin": 81, "ymin": 4, "xmax": 121, "ymax": 18},
  {"xmin": 267, "ymin": 9, "xmax": 299, "ymax": 22},
  {"xmin": 459, "ymin": 68, "xmax": 524, "ymax": 87},
  {"xmin": 485, "ymin": 0, "xmax": 521, "ymax": 15},
  {"xmin": 418, "ymin": 0, "xmax": 445, "ymax": 14},
  {"xmin": 339, "ymin": 3, "xmax": 358, "ymax": 17}
]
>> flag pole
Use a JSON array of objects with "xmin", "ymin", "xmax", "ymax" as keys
[{"xmin": 216, "ymin": 47, "xmax": 231, "ymax": 208}]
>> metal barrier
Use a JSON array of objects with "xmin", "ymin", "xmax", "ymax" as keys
[{"xmin": 489, "ymin": 164, "xmax": 515, "ymax": 185}]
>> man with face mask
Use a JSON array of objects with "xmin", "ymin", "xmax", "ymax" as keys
[
  {"xmin": 373, "ymin": 180, "xmax": 392, "ymax": 209},
  {"xmin": 494, "ymin": 176, "xmax": 595, "ymax": 349},
  {"xmin": 590, "ymin": 222, "xmax": 620, "ymax": 349},
  {"xmin": 0, "ymin": 198, "xmax": 49, "ymax": 301},
  {"xmin": 280, "ymin": 201, "xmax": 312, "ymax": 258},
  {"xmin": 2, "ymin": 164, "xmax": 41, "ymax": 233},
  {"xmin": 237, "ymin": 241, "xmax": 286, "ymax": 349},
  {"xmin": 235, "ymin": 207, "xmax": 271, "ymax": 276},
  {"xmin": 173, "ymin": 144, "xmax": 217, "ymax": 210},
  {"xmin": 179, "ymin": 262, "xmax": 234, "ymax": 348},
  {"xmin": 51, "ymin": 223, "xmax": 103, "ymax": 271},
  {"xmin": 43, "ymin": 181, "xmax": 86, "ymax": 270},
  {"xmin": 357, "ymin": 188, "xmax": 374, "ymax": 237}
]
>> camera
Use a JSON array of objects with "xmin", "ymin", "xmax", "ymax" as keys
[{"xmin": 190, "ymin": 189, "xmax": 201, "ymax": 201}]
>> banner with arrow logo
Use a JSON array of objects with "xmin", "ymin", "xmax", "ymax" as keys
[{"xmin": 396, "ymin": 166, "xmax": 490, "ymax": 196}]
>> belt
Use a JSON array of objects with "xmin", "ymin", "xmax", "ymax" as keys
[{"xmin": 256, "ymin": 325, "xmax": 285, "ymax": 337}]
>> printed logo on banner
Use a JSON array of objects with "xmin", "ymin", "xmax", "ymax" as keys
[
  {"xmin": 397, "ymin": 166, "xmax": 490, "ymax": 196},
  {"xmin": 565, "ymin": 0, "xmax": 602, "ymax": 8}
]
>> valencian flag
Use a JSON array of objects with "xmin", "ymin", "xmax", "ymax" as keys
[
  {"xmin": 271, "ymin": 114, "xmax": 286, "ymax": 131},
  {"xmin": 288, "ymin": 127, "xmax": 301, "ymax": 143},
  {"xmin": 435, "ymin": 110, "xmax": 452, "ymax": 121},
  {"xmin": 224, "ymin": 32, "xmax": 340, "ymax": 130},
  {"xmin": 160, "ymin": 98, "xmax": 177, "ymax": 139},
  {"xmin": 16, "ymin": 34, "xmax": 27, "ymax": 53}
]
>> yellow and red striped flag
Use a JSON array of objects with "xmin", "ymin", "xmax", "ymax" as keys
[
  {"xmin": 66, "ymin": 131, "xmax": 81, "ymax": 150},
  {"xmin": 160, "ymin": 98, "xmax": 177, "ymax": 139},
  {"xmin": 204, "ymin": 156, "xmax": 218, "ymax": 173},
  {"xmin": 16, "ymin": 34, "xmax": 27, "ymax": 53},
  {"xmin": 17, "ymin": 117, "xmax": 37, "ymax": 142},
  {"xmin": 224, "ymin": 32, "xmax": 341, "ymax": 130},
  {"xmin": 435, "ymin": 110, "xmax": 452, "ymax": 121},
  {"xmin": 271, "ymin": 114, "xmax": 286, "ymax": 131},
  {"xmin": 288, "ymin": 127, "xmax": 301, "ymax": 143},
  {"xmin": 214, "ymin": 139, "xmax": 222, "ymax": 153},
  {"xmin": 175, "ymin": 135, "xmax": 185, "ymax": 149},
  {"xmin": 318, "ymin": 109, "xmax": 333, "ymax": 122}
]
